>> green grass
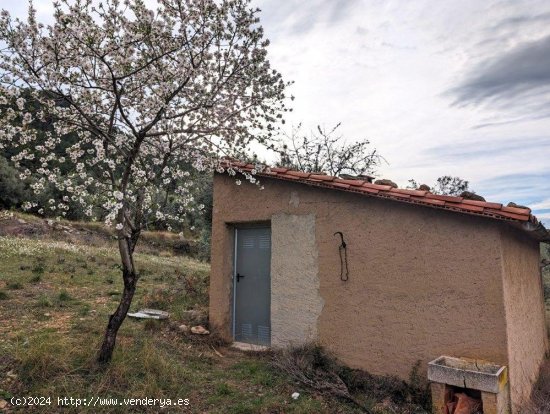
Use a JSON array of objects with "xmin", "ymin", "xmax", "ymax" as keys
[{"xmin": 0, "ymin": 232, "xmax": 357, "ymax": 414}]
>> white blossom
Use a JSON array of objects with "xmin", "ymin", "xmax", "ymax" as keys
[{"xmin": 0, "ymin": 0, "xmax": 288, "ymax": 253}]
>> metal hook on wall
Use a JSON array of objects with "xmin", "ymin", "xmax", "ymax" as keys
[{"xmin": 334, "ymin": 231, "xmax": 349, "ymax": 281}]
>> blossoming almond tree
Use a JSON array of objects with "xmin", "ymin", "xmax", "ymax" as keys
[{"xmin": 0, "ymin": 0, "xmax": 288, "ymax": 363}]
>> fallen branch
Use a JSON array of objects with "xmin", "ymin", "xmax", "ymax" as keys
[{"xmin": 210, "ymin": 345, "xmax": 224, "ymax": 358}]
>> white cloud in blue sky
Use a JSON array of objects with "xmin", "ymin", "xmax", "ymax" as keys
[
  {"xmin": 252, "ymin": 0, "xmax": 550, "ymax": 222},
  {"xmin": 4, "ymin": 0, "xmax": 550, "ymax": 223}
]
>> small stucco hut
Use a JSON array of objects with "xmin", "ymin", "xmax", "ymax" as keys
[{"xmin": 209, "ymin": 161, "xmax": 549, "ymax": 412}]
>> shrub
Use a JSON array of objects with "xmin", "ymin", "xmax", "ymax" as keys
[
  {"xmin": 29, "ymin": 274, "xmax": 41, "ymax": 283},
  {"xmin": 272, "ymin": 344, "xmax": 432, "ymax": 412},
  {"xmin": 78, "ymin": 304, "xmax": 91, "ymax": 316},
  {"xmin": 408, "ymin": 360, "xmax": 431, "ymax": 408},
  {"xmin": 0, "ymin": 155, "xmax": 28, "ymax": 209},
  {"xmin": 0, "ymin": 290, "xmax": 8, "ymax": 300},
  {"xmin": 32, "ymin": 263, "xmax": 45, "ymax": 275},
  {"xmin": 271, "ymin": 343, "xmax": 362, "ymax": 408},
  {"xmin": 36, "ymin": 294, "xmax": 53, "ymax": 307},
  {"xmin": 58, "ymin": 290, "xmax": 72, "ymax": 302},
  {"xmin": 524, "ymin": 359, "xmax": 550, "ymax": 413},
  {"xmin": 143, "ymin": 319, "xmax": 163, "ymax": 332},
  {"xmin": 7, "ymin": 281, "xmax": 23, "ymax": 290}
]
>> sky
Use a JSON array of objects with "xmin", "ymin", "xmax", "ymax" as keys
[{"xmin": 4, "ymin": 0, "xmax": 550, "ymax": 223}]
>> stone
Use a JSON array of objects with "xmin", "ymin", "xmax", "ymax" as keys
[
  {"xmin": 374, "ymin": 179, "xmax": 398, "ymax": 188},
  {"xmin": 181, "ymin": 309, "xmax": 205, "ymax": 322},
  {"xmin": 0, "ymin": 399, "xmax": 7, "ymax": 409},
  {"xmin": 430, "ymin": 382, "xmax": 450, "ymax": 413},
  {"xmin": 190, "ymin": 325, "xmax": 209, "ymax": 335},
  {"xmin": 128, "ymin": 309, "xmax": 169, "ymax": 320},
  {"xmin": 481, "ymin": 390, "xmax": 510, "ymax": 414},
  {"xmin": 506, "ymin": 202, "xmax": 530, "ymax": 211},
  {"xmin": 177, "ymin": 324, "xmax": 190, "ymax": 333},
  {"xmin": 454, "ymin": 393, "xmax": 481, "ymax": 414},
  {"xmin": 459, "ymin": 191, "xmax": 486, "ymax": 202},
  {"xmin": 291, "ymin": 392, "xmax": 300, "ymax": 400},
  {"xmin": 17, "ymin": 219, "xmax": 27, "ymax": 224},
  {"xmin": 428, "ymin": 356, "xmax": 507, "ymax": 394}
]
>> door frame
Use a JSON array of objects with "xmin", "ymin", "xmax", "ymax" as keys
[{"xmin": 231, "ymin": 222, "xmax": 271, "ymax": 342}]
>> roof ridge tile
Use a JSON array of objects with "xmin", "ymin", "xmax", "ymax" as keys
[{"xmin": 217, "ymin": 160, "xmax": 543, "ymax": 232}]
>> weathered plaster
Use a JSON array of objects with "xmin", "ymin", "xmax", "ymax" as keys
[
  {"xmin": 209, "ymin": 173, "xmax": 545, "ymax": 412},
  {"xmin": 500, "ymin": 227, "xmax": 548, "ymax": 412},
  {"xmin": 270, "ymin": 213, "xmax": 323, "ymax": 347}
]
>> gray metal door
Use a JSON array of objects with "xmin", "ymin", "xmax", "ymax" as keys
[{"xmin": 233, "ymin": 227, "xmax": 271, "ymax": 345}]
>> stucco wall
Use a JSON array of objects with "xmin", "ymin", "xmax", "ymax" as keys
[
  {"xmin": 209, "ymin": 174, "xmax": 517, "ymax": 380},
  {"xmin": 500, "ymin": 227, "xmax": 548, "ymax": 411},
  {"xmin": 270, "ymin": 213, "xmax": 324, "ymax": 347}
]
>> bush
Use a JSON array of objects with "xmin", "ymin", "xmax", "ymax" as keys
[
  {"xmin": 0, "ymin": 156, "xmax": 28, "ymax": 209},
  {"xmin": 271, "ymin": 343, "xmax": 363, "ymax": 409},
  {"xmin": 7, "ymin": 281, "xmax": 23, "ymax": 290},
  {"xmin": 272, "ymin": 344, "xmax": 432, "ymax": 412},
  {"xmin": 58, "ymin": 290, "xmax": 72, "ymax": 302},
  {"xmin": 36, "ymin": 294, "xmax": 53, "ymax": 307},
  {"xmin": 524, "ymin": 359, "xmax": 550, "ymax": 413}
]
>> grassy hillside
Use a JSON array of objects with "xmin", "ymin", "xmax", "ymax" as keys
[
  {"xmin": 1, "ymin": 212, "xmax": 547, "ymax": 413},
  {"xmin": 0, "ymin": 215, "xmax": 366, "ymax": 413}
]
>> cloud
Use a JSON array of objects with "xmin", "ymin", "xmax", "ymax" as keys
[
  {"xmin": 530, "ymin": 200, "xmax": 550, "ymax": 210},
  {"xmin": 426, "ymin": 136, "xmax": 550, "ymax": 161},
  {"xmin": 256, "ymin": 0, "xmax": 361, "ymax": 37},
  {"xmin": 327, "ymin": 0, "xmax": 361, "ymax": 24},
  {"xmin": 475, "ymin": 173, "xmax": 550, "ymax": 207},
  {"xmin": 489, "ymin": 11, "xmax": 550, "ymax": 30},
  {"xmin": 450, "ymin": 35, "xmax": 550, "ymax": 109}
]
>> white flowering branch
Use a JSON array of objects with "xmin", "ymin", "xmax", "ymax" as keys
[{"xmin": 0, "ymin": 0, "xmax": 289, "ymax": 363}]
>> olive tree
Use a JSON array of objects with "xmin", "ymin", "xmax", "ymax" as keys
[
  {"xmin": 0, "ymin": 0, "xmax": 288, "ymax": 363},
  {"xmin": 407, "ymin": 175, "xmax": 471, "ymax": 196},
  {"xmin": 275, "ymin": 123, "xmax": 381, "ymax": 176}
]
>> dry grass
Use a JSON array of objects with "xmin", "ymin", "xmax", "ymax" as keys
[
  {"xmin": 0, "ymin": 228, "xmax": 355, "ymax": 413},
  {"xmin": 0, "ymin": 210, "xmax": 202, "ymax": 259},
  {"xmin": 272, "ymin": 343, "xmax": 431, "ymax": 413},
  {"xmin": 524, "ymin": 245, "xmax": 550, "ymax": 412},
  {"xmin": 521, "ymin": 359, "xmax": 550, "ymax": 413}
]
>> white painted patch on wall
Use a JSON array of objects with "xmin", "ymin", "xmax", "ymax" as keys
[
  {"xmin": 270, "ymin": 213, "xmax": 323, "ymax": 347},
  {"xmin": 289, "ymin": 191, "xmax": 300, "ymax": 208}
]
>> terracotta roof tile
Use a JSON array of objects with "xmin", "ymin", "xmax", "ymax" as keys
[
  {"xmin": 410, "ymin": 196, "xmax": 446, "ymax": 206},
  {"xmin": 334, "ymin": 178, "xmax": 365, "ymax": 186},
  {"xmin": 462, "ymin": 199, "xmax": 503, "ymax": 209},
  {"xmin": 310, "ymin": 174, "xmax": 335, "ymax": 181},
  {"xmin": 425, "ymin": 193, "xmax": 464, "ymax": 203},
  {"xmin": 496, "ymin": 210, "xmax": 531, "ymax": 221},
  {"xmin": 501, "ymin": 205, "xmax": 531, "ymax": 215},
  {"xmin": 218, "ymin": 161, "xmax": 544, "ymax": 235},
  {"xmin": 449, "ymin": 203, "xmax": 485, "ymax": 213},
  {"xmin": 390, "ymin": 188, "xmax": 427, "ymax": 197},
  {"xmin": 363, "ymin": 182, "xmax": 393, "ymax": 191},
  {"xmin": 278, "ymin": 173, "xmax": 301, "ymax": 180},
  {"xmin": 356, "ymin": 186, "xmax": 380, "ymax": 195},
  {"xmin": 285, "ymin": 171, "xmax": 311, "ymax": 178},
  {"xmin": 269, "ymin": 167, "xmax": 289, "ymax": 173},
  {"xmin": 385, "ymin": 191, "xmax": 411, "ymax": 199},
  {"xmin": 332, "ymin": 182, "xmax": 351, "ymax": 189}
]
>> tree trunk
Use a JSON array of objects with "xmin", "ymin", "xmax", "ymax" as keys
[{"xmin": 97, "ymin": 236, "xmax": 137, "ymax": 364}]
